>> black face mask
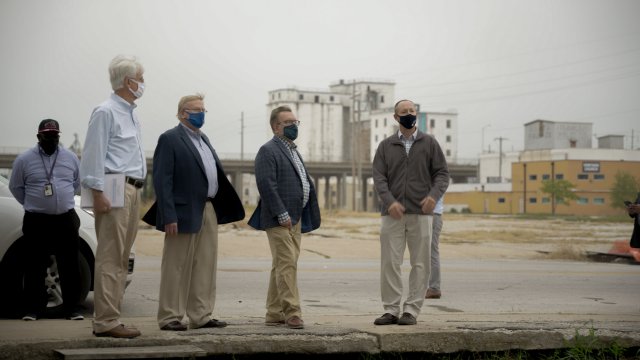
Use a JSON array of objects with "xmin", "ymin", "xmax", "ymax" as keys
[
  {"xmin": 398, "ymin": 114, "xmax": 417, "ymax": 129},
  {"xmin": 38, "ymin": 134, "xmax": 59, "ymax": 155}
]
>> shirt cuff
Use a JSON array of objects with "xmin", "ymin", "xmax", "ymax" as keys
[{"xmin": 277, "ymin": 212, "xmax": 290, "ymax": 225}]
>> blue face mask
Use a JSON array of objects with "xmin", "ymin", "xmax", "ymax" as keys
[
  {"xmin": 283, "ymin": 124, "xmax": 298, "ymax": 141},
  {"xmin": 186, "ymin": 112, "xmax": 205, "ymax": 129},
  {"xmin": 398, "ymin": 114, "xmax": 416, "ymax": 129}
]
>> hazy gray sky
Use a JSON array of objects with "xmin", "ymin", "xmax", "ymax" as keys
[{"xmin": 1, "ymin": 0, "xmax": 639, "ymax": 160}]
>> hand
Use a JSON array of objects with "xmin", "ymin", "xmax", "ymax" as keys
[
  {"xmin": 165, "ymin": 223, "xmax": 178, "ymax": 235},
  {"xmin": 280, "ymin": 218, "xmax": 292, "ymax": 229},
  {"xmin": 388, "ymin": 201, "xmax": 405, "ymax": 220},
  {"xmin": 420, "ymin": 196, "xmax": 436, "ymax": 214},
  {"xmin": 629, "ymin": 204, "xmax": 640, "ymax": 215},
  {"xmin": 92, "ymin": 191, "xmax": 111, "ymax": 214}
]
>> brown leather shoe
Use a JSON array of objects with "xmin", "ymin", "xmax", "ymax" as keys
[
  {"xmin": 197, "ymin": 319, "xmax": 227, "ymax": 328},
  {"xmin": 286, "ymin": 316, "xmax": 304, "ymax": 329},
  {"xmin": 160, "ymin": 320, "xmax": 187, "ymax": 331},
  {"xmin": 94, "ymin": 324, "xmax": 141, "ymax": 338},
  {"xmin": 425, "ymin": 288, "xmax": 442, "ymax": 299}
]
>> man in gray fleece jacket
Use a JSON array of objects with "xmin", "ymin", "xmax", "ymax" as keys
[{"xmin": 372, "ymin": 99, "xmax": 449, "ymax": 326}]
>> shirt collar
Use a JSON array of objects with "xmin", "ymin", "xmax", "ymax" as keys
[
  {"xmin": 180, "ymin": 122, "xmax": 201, "ymax": 138},
  {"xmin": 110, "ymin": 93, "xmax": 137, "ymax": 111},
  {"xmin": 397, "ymin": 129, "xmax": 417, "ymax": 140},
  {"xmin": 275, "ymin": 135, "xmax": 296, "ymax": 149}
]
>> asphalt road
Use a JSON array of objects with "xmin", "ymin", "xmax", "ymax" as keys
[{"xmin": 80, "ymin": 253, "xmax": 640, "ymax": 328}]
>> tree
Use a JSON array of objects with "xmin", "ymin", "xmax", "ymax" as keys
[
  {"xmin": 540, "ymin": 179, "xmax": 578, "ymax": 215},
  {"xmin": 610, "ymin": 171, "xmax": 640, "ymax": 209}
]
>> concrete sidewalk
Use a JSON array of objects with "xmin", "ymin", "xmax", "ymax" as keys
[{"xmin": 1, "ymin": 312, "xmax": 639, "ymax": 359}]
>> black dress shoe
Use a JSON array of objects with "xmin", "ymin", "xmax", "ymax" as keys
[
  {"xmin": 160, "ymin": 320, "xmax": 187, "ymax": 331},
  {"xmin": 197, "ymin": 319, "xmax": 227, "ymax": 328},
  {"xmin": 374, "ymin": 313, "xmax": 398, "ymax": 325},
  {"xmin": 398, "ymin": 312, "xmax": 417, "ymax": 325}
]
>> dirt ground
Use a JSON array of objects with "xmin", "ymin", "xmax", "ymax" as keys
[{"xmin": 135, "ymin": 212, "xmax": 634, "ymax": 262}]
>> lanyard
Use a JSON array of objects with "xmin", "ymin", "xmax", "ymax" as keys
[{"xmin": 39, "ymin": 148, "xmax": 59, "ymax": 183}]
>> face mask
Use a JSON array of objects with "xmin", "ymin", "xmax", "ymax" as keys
[
  {"xmin": 186, "ymin": 111, "xmax": 205, "ymax": 128},
  {"xmin": 283, "ymin": 124, "xmax": 298, "ymax": 141},
  {"xmin": 128, "ymin": 79, "xmax": 145, "ymax": 98},
  {"xmin": 398, "ymin": 114, "xmax": 416, "ymax": 129},
  {"xmin": 38, "ymin": 135, "xmax": 59, "ymax": 155}
]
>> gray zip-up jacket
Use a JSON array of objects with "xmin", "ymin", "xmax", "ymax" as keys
[{"xmin": 372, "ymin": 130, "xmax": 449, "ymax": 216}]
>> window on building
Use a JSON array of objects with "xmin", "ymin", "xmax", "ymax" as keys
[
  {"xmin": 542, "ymin": 174, "xmax": 550, "ymax": 180},
  {"xmin": 278, "ymin": 93, "xmax": 281, "ymax": 99},
  {"xmin": 446, "ymin": 149, "xmax": 451, "ymax": 156},
  {"xmin": 594, "ymin": 174, "xmax": 605, "ymax": 180},
  {"xmin": 380, "ymin": 95, "xmax": 385, "ymax": 103},
  {"xmin": 446, "ymin": 135, "xmax": 451, "ymax": 142},
  {"xmin": 329, "ymin": 95, "xmax": 334, "ymax": 102},
  {"xmin": 299, "ymin": 94, "xmax": 303, "ymax": 100},
  {"xmin": 529, "ymin": 197, "xmax": 537, "ymax": 203},
  {"xmin": 555, "ymin": 174, "xmax": 564, "ymax": 180},
  {"xmin": 538, "ymin": 122, "xmax": 544, "ymax": 137},
  {"xmin": 577, "ymin": 197, "xmax": 588, "ymax": 205},
  {"xmin": 529, "ymin": 175, "xmax": 537, "ymax": 181},
  {"xmin": 271, "ymin": 94, "xmax": 274, "ymax": 100},
  {"xmin": 314, "ymin": 95, "xmax": 319, "ymax": 103},
  {"xmin": 446, "ymin": 119, "xmax": 451, "ymax": 128},
  {"xmin": 430, "ymin": 119, "xmax": 435, "ymax": 128},
  {"xmin": 593, "ymin": 198, "xmax": 605, "ymax": 205},
  {"xmin": 498, "ymin": 198, "xmax": 505, "ymax": 203},
  {"xmin": 384, "ymin": 118, "xmax": 387, "ymax": 126},
  {"xmin": 541, "ymin": 197, "xmax": 550, "ymax": 204},
  {"xmin": 570, "ymin": 140, "xmax": 577, "ymax": 148},
  {"xmin": 375, "ymin": 135, "xmax": 378, "ymax": 142},
  {"xmin": 375, "ymin": 119, "xmax": 378, "ymax": 128},
  {"xmin": 577, "ymin": 174, "xmax": 588, "ymax": 180},
  {"xmin": 244, "ymin": 189, "xmax": 249, "ymax": 195}
]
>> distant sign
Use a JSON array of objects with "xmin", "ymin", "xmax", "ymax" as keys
[{"xmin": 582, "ymin": 162, "xmax": 600, "ymax": 173}]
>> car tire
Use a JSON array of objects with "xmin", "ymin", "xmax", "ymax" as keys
[{"xmin": 0, "ymin": 237, "xmax": 92, "ymax": 318}]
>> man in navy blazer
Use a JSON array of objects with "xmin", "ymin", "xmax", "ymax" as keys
[
  {"xmin": 248, "ymin": 105, "xmax": 320, "ymax": 329},
  {"xmin": 143, "ymin": 94, "xmax": 244, "ymax": 331}
]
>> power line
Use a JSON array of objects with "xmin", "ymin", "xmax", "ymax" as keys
[
  {"xmin": 398, "ymin": 48, "xmax": 640, "ymax": 90},
  {"xmin": 418, "ymin": 71, "xmax": 640, "ymax": 107},
  {"xmin": 407, "ymin": 64, "xmax": 639, "ymax": 99}
]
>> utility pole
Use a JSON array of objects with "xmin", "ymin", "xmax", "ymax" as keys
[
  {"xmin": 494, "ymin": 137, "xmax": 507, "ymax": 182},
  {"xmin": 240, "ymin": 111, "xmax": 244, "ymax": 161},
  {"xmin": 350, "ymin": 81, "xmax": 356, "ymax": 211}
]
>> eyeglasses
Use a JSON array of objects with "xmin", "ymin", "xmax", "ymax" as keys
[
  {"xmin": 280, "ymin": 120, "xmax": 300, "ymax": 126},
  {"xmin": 184, "ymin": 109, "xmax": 207, "ymax": 114}
]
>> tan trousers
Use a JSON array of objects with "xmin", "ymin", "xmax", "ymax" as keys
[
  {"xmin": 157, "ymin": 202, "xmax": 219, "ymax": 329},
  {"xmin": 265, "ymin": 222, "xmax": 302, "ymax": 322},
  {"xmin": 92, "ymin": 184, "xmax": 140, "ymax": 333},
  {"xmin": 380, "ymin": 214, "xmax": 432, "ymax": 318}
]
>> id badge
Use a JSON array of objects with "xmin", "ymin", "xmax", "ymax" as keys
[{"xmin": 44, "ymin": 183, "xmax": 53, "ymax": 197}]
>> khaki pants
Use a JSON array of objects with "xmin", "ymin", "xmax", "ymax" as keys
[
  {"xmin": 157, "ymin": 202, "xmax": 219, "ymax": 329},
  {"xmin": 380, "ymin": 214, "xmax": 432, "ymax": 318},
  {"xmin": 92, "ymin": 184, "xmax": 140, "ymax": 333},
  {"xmin": 265, "ymin": 222, "xmax": 302, "ymax": 322}
]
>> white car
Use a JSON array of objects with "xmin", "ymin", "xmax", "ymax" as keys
[{"xmin": 0, "ymin": 175, "xmax": 134, "ymax": 318}]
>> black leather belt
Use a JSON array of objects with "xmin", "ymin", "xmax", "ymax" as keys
[{"xmin": 126, "ymin": 176, "xmax": 145, "ymax": 189}]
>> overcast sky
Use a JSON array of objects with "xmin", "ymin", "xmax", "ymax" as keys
[{"xmin": 1, "ymin": 0, "xmax": 638, "ymax": 161}]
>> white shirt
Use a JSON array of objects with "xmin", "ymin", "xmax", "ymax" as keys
[{"xmin": 80, "ymin": 93, "xmax": 146, "ymax": 191}]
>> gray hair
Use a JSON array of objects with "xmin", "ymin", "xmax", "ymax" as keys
[
  {"xmin": 108, "ymin": 55, "xmax": 144, "ymax": 91},
  {"xmin": 270, "ymin": 105, "xmax": 292, "ymax": 130}
]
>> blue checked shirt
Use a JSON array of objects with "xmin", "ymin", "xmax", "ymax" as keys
[{"xmin": 275, "ymin": 136, "xmax": 310, "ymax": 224}]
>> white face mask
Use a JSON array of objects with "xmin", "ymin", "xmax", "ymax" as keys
[{"xmin": 128, "ymin": 79, "xmax": 145, "ymax": 98}]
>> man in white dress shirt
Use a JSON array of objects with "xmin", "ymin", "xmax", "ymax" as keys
[{"xmin": 80, "ymin": 55, "xmax": 146, "ymax": 339}]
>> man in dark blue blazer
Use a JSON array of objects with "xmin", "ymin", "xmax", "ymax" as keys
[
  {"xmin": 143, "ymin": 94, "xmax": 244, "ymax": 331},
  {"xmin": 248, "ymin": 105, "xmax": 320, "ymax": 329}
]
